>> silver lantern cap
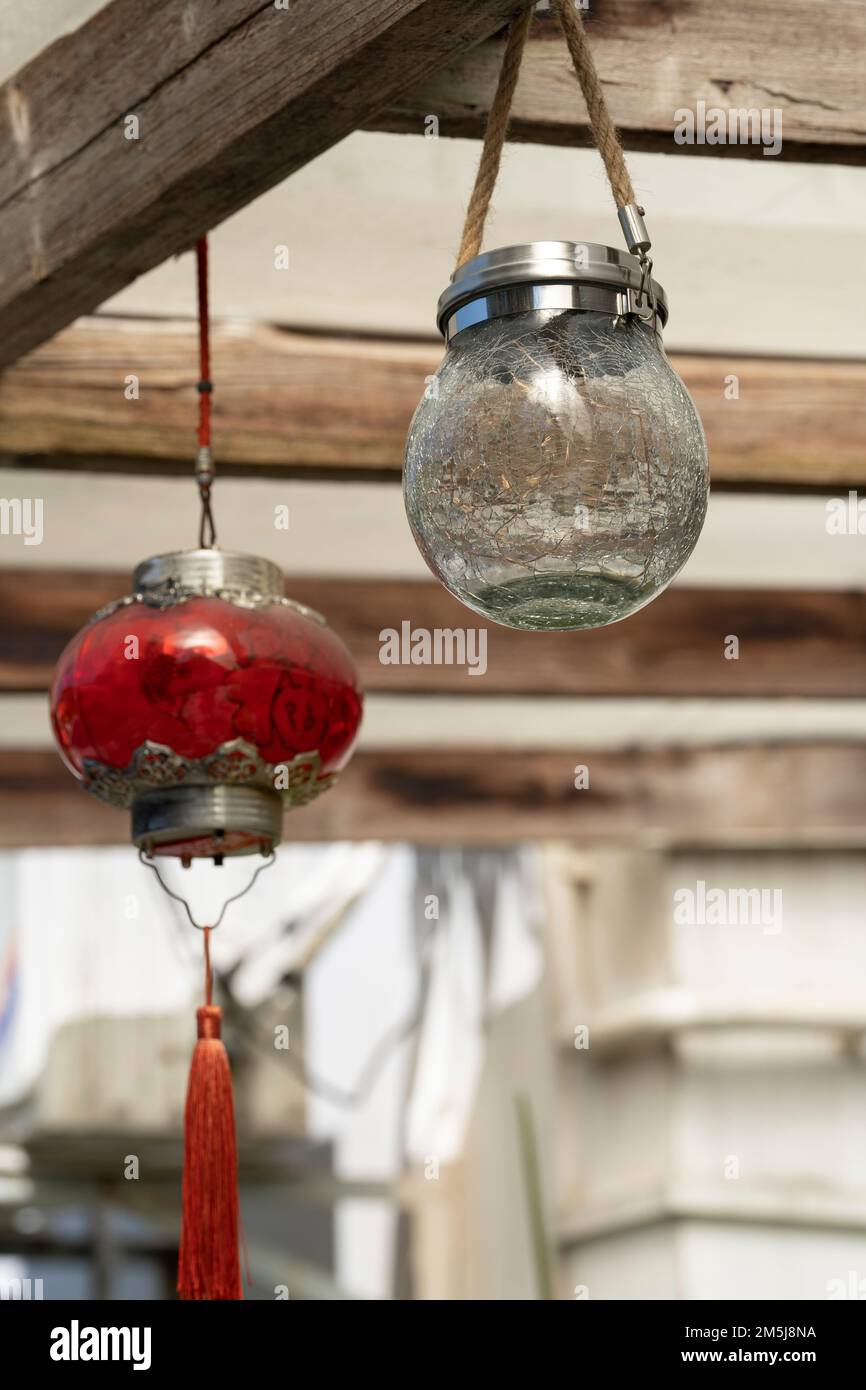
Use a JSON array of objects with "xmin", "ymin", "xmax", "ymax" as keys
[
  {"xmin": 132, "ymin": 548, "xmax": 285, "ymax": 607},
  {"xmin": 436, "ymin": 240, "xmax": 669, "ymax": 341}
]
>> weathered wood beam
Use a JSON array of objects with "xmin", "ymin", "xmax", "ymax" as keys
[
  {"xmin": 0, "ymin": 0, "xmax": 527, "ymax": 369},
  {"xmin": 2, "ymin": 744, "xmax": 864, "ymax": 847},
  {"xmin": 0, "ymin": 317, "xmax": 436, "ymax": 477},
  {"xmin": 1, "ymin": 570, "xmax": 864, "ymax": 698},
  {"xmin": 368, "ymin": 4, "xmax": 866, "ymax": 165},
  {"xmin": 2, "ymin": 316, "xmax": 864, "ymax": 489}
]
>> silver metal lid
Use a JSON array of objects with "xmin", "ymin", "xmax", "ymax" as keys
[
  {"xmin": 133, "ymin": 549, "xmax": 284, "ymax": 603},
  {"xmin": 436, "ymin": 241, "xmax": 668, "ymax": 338}
]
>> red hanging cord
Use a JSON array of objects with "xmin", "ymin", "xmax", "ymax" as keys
[
  {"xmin": 203, "ymin": 920, "xmax": 213, "ymax": 1006},
  {"xmin": 195, "ymin": 235, "xmax": 216, "ymax": 548},
  {"xmin": 196, "ymin": 236, "xmax": 212, "ymax": 450}
]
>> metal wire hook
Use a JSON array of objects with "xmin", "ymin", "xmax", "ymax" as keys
[{"xmin": 138, "ymin": 848, "xmax": 276, "ymax": 931}]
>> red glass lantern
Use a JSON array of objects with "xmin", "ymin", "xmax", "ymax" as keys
[
  {"xmin": 51, "ymin": 549, "xmax": 363, "ymax": 861},
  {"xmin": 47, "ymin": 237, "xmax": 363, "ymax": 1302}
]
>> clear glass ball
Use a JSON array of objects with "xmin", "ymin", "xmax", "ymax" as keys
[{"xmin": 404, "ymin": 309, "xmax": 709, "ymax": 630}]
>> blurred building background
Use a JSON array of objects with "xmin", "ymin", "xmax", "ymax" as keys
[
  {"xmin": 2, "ymin": 844, "xmax": 866, "ymax": 1299},
  {"xmin": 0, "ymin": 0, "xmax": 864, "ymax": 1300}
]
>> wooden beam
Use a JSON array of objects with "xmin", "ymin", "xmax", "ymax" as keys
[
  {"xmin": 2, "ymin": 744, "xmax": 865, "ymax": 847},
  {"xmin": 2, "ymin": 570, "xmax": 864, "ymax": 698},
  {"xmin": 0, "ymin": 317, "xmax": 437, "ymax": 476},
  {"xmin": 2, "ymin": 317, "xmax": 864, "ymax": 489},
  {"xmin": 368, "ymin": 4, "xmax": 866, "ymax": 165},
  {"xmin": 0, "ymin": 0, "xmax": 526, "ymax": 369}
]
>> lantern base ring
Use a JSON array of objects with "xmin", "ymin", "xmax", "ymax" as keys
[{"xmin": 133, "ymin": 784, "xmax": 283, "ymax": 862}]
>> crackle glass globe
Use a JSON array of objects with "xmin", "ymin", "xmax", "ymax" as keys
[{"xmin": 404, "ymin": 243, "xmax": 709, "ymax": 631}]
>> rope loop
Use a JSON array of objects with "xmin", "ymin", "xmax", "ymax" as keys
[
  {"xmin": 456, "ymin": 5, "xmax": 534, "ymax": 269},
  {"xmin": 456, "ymin": 2, "xmax": 648, "ymax": 269}
]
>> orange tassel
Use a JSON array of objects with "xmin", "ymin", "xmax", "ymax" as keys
[{"xmin": 178, "ymin": 930, "xmax": 242, "ymax": 1300}]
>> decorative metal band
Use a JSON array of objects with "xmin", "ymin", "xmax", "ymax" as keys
[
  {"xmin": 85, "ymin": 591, "xmax": 326, "ymax": 625},
  {"xmin": 133, "ymin": 549, "xmax": 284, "ymax": 599},
  {"xmin": 86, "ymin": 550, "xmax": 326, "ymax": 625},
  {"xmin": 82, "ymin": 738, "xmax": 337, "ymax": 810},
  {"xmin": 442, "ymin": 281, "xmax": 664, "ymax": 343}
]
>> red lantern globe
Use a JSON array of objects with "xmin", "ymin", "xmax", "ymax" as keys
[{"xmin": 51, "ymin": 549, "xmax": 363, "ymax": 862}]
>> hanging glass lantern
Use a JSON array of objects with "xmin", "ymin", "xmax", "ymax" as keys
[
  {"xmin": 51, "ymin": 548, "xmax": 362, "ymax": 863},
  {"xmin": 46, "ymin": 233, "xmax": 365, "ymax": 1302},
  {"xmin": 404, "ymin": 241, "xmax": 709, "ymax": 631}
]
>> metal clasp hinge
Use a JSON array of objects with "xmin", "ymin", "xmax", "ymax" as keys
[{"xmin": 633, "ymin": 252, "xmax": 658, "ymax": 329}]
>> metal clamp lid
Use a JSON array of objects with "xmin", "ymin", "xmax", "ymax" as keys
[{"xmin": 436, "ymin": 240, "xmax": 668, "ymax": 337}]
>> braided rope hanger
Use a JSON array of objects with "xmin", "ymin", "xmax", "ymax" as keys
[{"xmin": 456, "ymin": 0, "xmax": 650, "ymax": 273}]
